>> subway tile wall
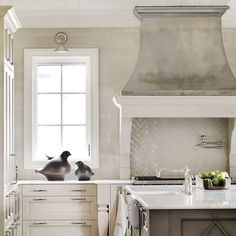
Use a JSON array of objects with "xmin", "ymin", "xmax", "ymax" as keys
[{"xmin": 130, "ymin": 118, "xmax": 229, "ymax": 177}]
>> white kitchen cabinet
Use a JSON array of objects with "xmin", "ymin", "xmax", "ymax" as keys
[
  {"xmin": 23, "ymin": 220, "xmax": 97, "ymax": 236},
  {"xmin": 97, "ymin": 183, "xmax": 128, "ymax": 236},
  {"xmin": 97, "ymin": 185, "xmax": 110, "ymax": 236},
  {"xmin": 23, "ymin": 184, "xmax": 96, "ymax": 196},
  {"xmin": 0, "ymin": 6, "xmax": 21, "ymax": 236},
  {"xmin": 23, "ymin": 196, "xmax": 97, "ymax": 220},
  {"xmin": 4, "ymin": 63, "xmax": 16, "ymax": 189},
  {"xmin": 22, "ymin": 184, "xmax": 98, "ymax": 236}
]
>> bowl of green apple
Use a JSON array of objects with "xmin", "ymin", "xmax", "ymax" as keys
[{"xmin": 197, "ymin": 170, "xmax": 231, "ymax": 190}]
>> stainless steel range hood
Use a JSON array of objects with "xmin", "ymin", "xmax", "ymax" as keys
[{"xmin": 122, "ymin": 6, "xmax": 236, "ymax": 96}]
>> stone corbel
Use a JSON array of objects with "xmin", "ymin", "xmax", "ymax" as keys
[
  {"xmin": 229, "ymin": 118, "xmax": 236, "ymax": 178},
  {"xmin": 119, "ymin": 117, "xmax": 132, "ymax": 179}
]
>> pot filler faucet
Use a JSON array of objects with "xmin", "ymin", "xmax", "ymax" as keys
[
  {"xmin": 194, "ymin": 135, "xmax": 223, "ymax": 150},
  {"xmin": 156, "ymin": 166, "xmax": 193, "ymax": 195}
]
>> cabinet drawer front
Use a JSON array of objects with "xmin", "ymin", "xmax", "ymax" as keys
[
  {"xmin": 23, "ymin": 197, "xmax": 97, "ymax": 220},
  {"xmin": 23, "ymin": 184, "xmax": 96, "ymax": 196},
  {"xmin": 23, "ymin": 220, "xmax": 98, "ymax": 236}
]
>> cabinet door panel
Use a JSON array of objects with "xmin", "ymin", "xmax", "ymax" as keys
[
  {"xmin": 23, "ymin": 221, "xmax": 98, "ymax": 236},
  {"xmin": 4, "ymin": 64, "xmax": 15, "ymax": 189},
  {"xmin": 171, "ymin": 210, "xmax": 236, "ymax": 236},
  {"xmin": 23, "ymin": 196, "xmax": 97, "ymax": 220},
  {"xmin": 182, "ymin": 219, "xmax": 236, "ymax": 236}
]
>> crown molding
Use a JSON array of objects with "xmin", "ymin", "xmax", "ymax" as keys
[
  {"xmin": 134, "ymin": 6, "xmax": 229, "ymax": 20},
  {"xmin": 16, "ymin": 10, "xmax": 140, "ymax": 28},
  {"xmin": 5, "ymin": 7, "xmax": 22, "ymax": 33}
]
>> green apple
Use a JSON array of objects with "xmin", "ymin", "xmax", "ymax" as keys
[
  {"xmin": 217, "ymin": 172, "xmax": 226, "ymax": 180},
  {"xmin": 199, "ymin": 171, "xmax": 208, "ymax": 179},
  {"xmin": 209, "ymin": 171, "xmax": 216, "ymax": 179},
  {"xmin": 212, "ymin": 178, "xmax": 221, "ymax": 186}
]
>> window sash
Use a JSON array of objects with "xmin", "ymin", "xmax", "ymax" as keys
[
  {"xmin": 33, "ymin": 61, "xmax": 91, "ymax": 162},
  {"xmin": 35, "ymin": 65, "xmax": 87, "ymax": 158},
  {"xmin": 24, "ymin": 49, "xmax": 99, "ymax": 169}
]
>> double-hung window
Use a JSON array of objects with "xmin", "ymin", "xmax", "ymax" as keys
[{"xmin": 24, "ymin": 49, "xmax": 99, "ymax": 169}]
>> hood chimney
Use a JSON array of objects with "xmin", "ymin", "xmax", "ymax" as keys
[{"xmin": 122, "ymin": 6, "xmax": 236, "ymax": 96}]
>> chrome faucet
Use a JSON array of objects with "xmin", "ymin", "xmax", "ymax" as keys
[
  {"xmin": 156, "ymin": 166, "xmax": 190, "ymax": 178},
  {"xmin": 156, "ymin": 166, "xmax": 192, "ymax": 195},
  {"xmin": 194, "ymin": 135, "xmax": 223, "ymax": 149},
  {"xmin": 183, "ymin": 174, "xmax": 193, "ymax": 195}
]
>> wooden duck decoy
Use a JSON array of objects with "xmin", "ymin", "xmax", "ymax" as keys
[
  {"xmin": 35, "ymin": 151, "xmax": 71, "ymax": 181},
  {"xmin": 75, "ymin": 161, "xmax": 94, "ymax": 181}
]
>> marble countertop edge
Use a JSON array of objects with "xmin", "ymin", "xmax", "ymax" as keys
[{"xmin": 127, "ymin": 185, "xmax": 236, "ymax": 210}]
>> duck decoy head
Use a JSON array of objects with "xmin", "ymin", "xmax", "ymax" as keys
[
  {"xmin": 75, "ymin": 161, "xmax": 83, "ymax": 166},
  {"xmin": 60, "ymin": 151, "xmax": 71, "ymax": 159}
]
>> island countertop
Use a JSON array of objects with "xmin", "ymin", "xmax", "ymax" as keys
[{"xmin": 126, "ymin": 185, "xmax": 236, "ymax": 210}]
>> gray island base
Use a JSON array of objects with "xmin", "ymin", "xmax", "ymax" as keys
[
  {"xmin": 148, "ymin": 209, "xmax": 236, "ymax": 236},
  {"xmin": 126, "ymin": 185, "xmax": 236, "ymax": 236}
]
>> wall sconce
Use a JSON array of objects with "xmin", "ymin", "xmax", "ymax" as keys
[{"xmin": 54, "ymin": 32, "xmax": 69, "ymax": 52}]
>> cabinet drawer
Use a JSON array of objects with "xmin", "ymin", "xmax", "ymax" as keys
[
  {"xmin": 23, "ymin": 220, "xmax": 98, "ymax": 236},
  {"xmin": 23, "ymin": 184, "xmax": 96, "ymax": 196},
  {"xmin": 23, "ymin": 196, "xmax": 97, "ymax": 220}
]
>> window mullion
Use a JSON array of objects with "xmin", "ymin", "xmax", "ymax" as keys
[{"xmin": 60, "ymin": 65, "xmax": 63, "ymax": 150}]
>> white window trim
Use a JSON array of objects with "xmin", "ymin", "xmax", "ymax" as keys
[{"xmin": 24, "ymin": 49, "xmax": 99, "ymax": 169}]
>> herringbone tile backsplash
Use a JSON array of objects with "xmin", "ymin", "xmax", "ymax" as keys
[{"xmin": 130, "ymin": 118, "xmax": 228, "ymax": 177}]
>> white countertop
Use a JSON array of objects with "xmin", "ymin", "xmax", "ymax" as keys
[
  {"xmin": 126, "ymin": 185, "xmax": 236, "ymax": 210},
  {"xmin": 17, "ymin": 179, "xmax": 133, "ymax": 185}
]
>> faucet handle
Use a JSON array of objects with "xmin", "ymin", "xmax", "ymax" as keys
[
  {"xmin": 156, "ymin": 169, "xmax": 161, "ymax": 178},
  {"xmin": 184, "ymin": 166, "xmax": 191, "ymax": 176},
  {"xmin": 200, "ymin": 135, "xmax": 206, "ymax": 142}
]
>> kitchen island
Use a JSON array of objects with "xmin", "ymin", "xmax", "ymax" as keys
[{"xmin": 126, "ymin": 185, "xmax": 236, "ymax": 236}]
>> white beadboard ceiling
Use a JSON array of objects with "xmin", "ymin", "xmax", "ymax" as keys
[{"xmin": 1, "ymin": 0, "xmax": 236, "ymax": 28}]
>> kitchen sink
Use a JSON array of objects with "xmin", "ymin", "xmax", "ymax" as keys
[
  {"xmin": 134, "ymin": 190, "xmax": 182, "ymax": 195},
  {"xmin": 126, "ymin": 185, "xmax": 184, "ymax": 196}
]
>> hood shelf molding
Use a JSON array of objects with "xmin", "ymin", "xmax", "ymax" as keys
[
  {"xmin": 113, "ymin": 95, "xmax": 236, "ymax": 179},
  {"xmin": 113, "ymin": 96, "xmax": 236, "ymax": 118}
]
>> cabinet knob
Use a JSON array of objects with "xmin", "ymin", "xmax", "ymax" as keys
[
  {"xmin": 33, "ymin": 189, "xmax": 47, "ymax": 192},
  {"xmin": 32, "ymin": 198, "xmax": 47, "ymax": 201},
  {"xmin": 10, "ymin": 180, "xmax": 17, "ymax": 185},
  {"xmin": 32, "ymin": 222, "xmax": 48, "ymax": 225},
  {"xmin": 71, "ymin": 222, "xmax": 86, "ymax": 225},
  {"xmin": 12, "ymin": 222, "xmax": 20, "ymax": 227},
  {"xmin": 72, "ymin": 189, "xmax": 86, "ymax": 192},
  {"xmin": 9, "ymin": 191, "xmax": 17, "ymax": 196},
  {"xmin": 72, "ymin": 198, "xmax": 86, "ymax": 201},
  {"xmin": 10, "ymin": 154, "xmax": 18, "ymax": 185}
]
